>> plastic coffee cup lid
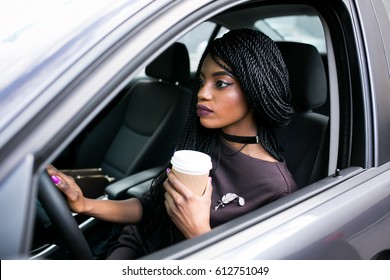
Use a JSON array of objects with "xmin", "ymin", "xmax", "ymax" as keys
[{"xmin": 171, "ymin": 150, "xmax": 212, "ymax": 175}]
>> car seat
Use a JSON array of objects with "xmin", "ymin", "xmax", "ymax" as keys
[
  {"xmin": 73, "ymin": 43, "xmax": 192, "ymax": 181},
  {"xmin": 276, "ymin": 42, "xmax": 329, "ymax": 188}
]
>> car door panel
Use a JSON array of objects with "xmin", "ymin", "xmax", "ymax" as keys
[{"xmin": 159, "ymin": 164, "xmax": 390, "ymax": 259}]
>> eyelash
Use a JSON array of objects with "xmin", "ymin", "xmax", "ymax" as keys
[
  {"xmin": 198, "ymin": 79, "xmax": 233, "ymax": 89},
  {"xmin": 216, "ymin": 80, "xmax": 233, "ymax": 88},
  {"xmin": 197, "ymin": 78, "xmax": 205, "ymax": 87}
]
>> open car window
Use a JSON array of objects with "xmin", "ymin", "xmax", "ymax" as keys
[
  {"xmin": 42, "ymin": 2, "xmax": 337, "ymax": 260},
  {"xmin": 34, "ymin": 3, "xmax": 335, "ymax": 259}
]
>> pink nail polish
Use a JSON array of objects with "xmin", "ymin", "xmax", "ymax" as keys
[
  {"xmin": 166, "ymin": 167, "xmax": 171, "ymax": 173},
  {"xmin": 51, "ymin": 175, "xmax": 61, "ymax": 185}
]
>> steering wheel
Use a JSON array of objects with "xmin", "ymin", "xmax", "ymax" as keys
[{"xmin": 38, "ymin": 171, "xmax": 93, "ymax": 259}]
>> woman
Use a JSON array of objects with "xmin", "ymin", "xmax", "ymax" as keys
[{"xmin": 48, "ymin": 28, "xmax": 297, "ymax": 259}]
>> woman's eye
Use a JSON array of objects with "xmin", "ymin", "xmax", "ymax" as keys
[
  {"xmin": 216, "ymin": 80, "xmax": 232, "ymax": 88},
  {"xmin": 197, "ymin": 78, "xmax": 205, "ymax": 87}
]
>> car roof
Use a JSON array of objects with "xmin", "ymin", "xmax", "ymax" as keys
[
  {"xmin": 0, "ymin": 0, "xmax": 151, "ymax": 141},
  {"xmin": 213, "ymin": 4, "xmax": 319, "ymax": 28}
]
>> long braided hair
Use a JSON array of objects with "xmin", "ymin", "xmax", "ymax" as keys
[{"xmin": 139, "ymin": 28, "xmax": 294, "ymax": 254}]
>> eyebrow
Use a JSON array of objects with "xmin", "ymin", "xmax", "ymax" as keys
[
  {"xmin": 200, "ymin": 70, "xmax": 235, "ymax": 79},
  {"xmin": 212, "ymin": 70, "xmax": 234, "ymax": 78}
]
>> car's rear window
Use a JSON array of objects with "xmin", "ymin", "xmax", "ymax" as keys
[{"xmin": 255, "ymin": 15, "xmax": 326, "ymax": 54}]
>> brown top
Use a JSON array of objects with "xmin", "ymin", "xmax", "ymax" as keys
[
  {"xmin": 107, "ymin": 139, "xmax": 297, "ymax": 259},
  {"xmin": 210, "ymin": 139, "xmax": 297, "ymax": 228}
]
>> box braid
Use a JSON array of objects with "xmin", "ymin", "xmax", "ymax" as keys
[
  {"xmin": 138, "ymin": 28, "xmax": 293, "ymax": 255},
  {"xmin": 177, "ymin": 28, "xmax": 293, "ymax": 161}
]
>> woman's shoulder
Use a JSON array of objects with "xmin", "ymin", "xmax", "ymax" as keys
[
  {"xmin": 274, "ymin": 160, "xmax": 298, "ymax": 194},
  {"xmin": 212, "ymin": 140, "xmax": 297, "ymax": 193}
]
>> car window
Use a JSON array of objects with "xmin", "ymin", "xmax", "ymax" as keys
[
  {"xmin": 255, "ymin": 15, "xmax": 326, "ymax": 53},
  {"xmin": 383, "ymin": 0, "xmax": 390, "ymax": 19},
  {"xmin": 134, "ymin": 22, "xmax": 228, "ymax": 77},
  {"xmin": 178, "ymin": 22, "xmax": 228, "ymax": 72}
]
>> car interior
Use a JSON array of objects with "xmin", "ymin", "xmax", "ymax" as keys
[{"xmin": 32, "ymin": 2, "xmax": 363, "ymax": 260}]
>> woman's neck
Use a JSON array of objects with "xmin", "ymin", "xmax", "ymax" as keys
[
  {"xmin": 221, "ymin": 123, "xmax": 257, "ymax": 137},
  {"xmin": 221, "ymin": 131, "xmax": 259, "ymax": 144},
  {"xmin": 220, "ymin": 130, "xmax": 278, "ymax": 162}
]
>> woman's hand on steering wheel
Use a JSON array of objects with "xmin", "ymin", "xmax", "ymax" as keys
[{"xmin": 46, "ymin": 165, "xmax": 86, "ymax": 214}]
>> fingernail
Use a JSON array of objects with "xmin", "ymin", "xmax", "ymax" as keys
[
  {"xmin": 166, "ymin": 167, "xmax": 171, "ymax": 173},
  {"xmin": 51, "ymin": 175, "xmax": 61, "ymax": 185}
]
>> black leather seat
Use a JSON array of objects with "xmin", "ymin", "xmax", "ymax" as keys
[
  {"xmin": 276, "ymin": 42, "xmax": 329, "ymax": 188},
  {"xmin": 74, "ymin": 43, "xmax": 192, "ymax": 180}
]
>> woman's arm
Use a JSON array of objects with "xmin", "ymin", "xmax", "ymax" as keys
[
  {"xmin": 80, "ymin": 197, "xmax": 143, "ymax": 224},
  {"xmin": 47, "ymin": 166, "xmax": 143, "ymax": 224}
]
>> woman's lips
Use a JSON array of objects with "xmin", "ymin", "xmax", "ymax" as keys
[{"xmin": 197, "ymin": 104, "xmax": 213, "ymax": 117}]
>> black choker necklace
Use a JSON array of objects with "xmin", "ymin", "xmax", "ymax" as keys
[{"xmin": 221, "ymin": 131, "xmax": 259, "ymax": 144}]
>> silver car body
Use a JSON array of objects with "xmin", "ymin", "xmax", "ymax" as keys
[{"xmin": 0, "ymin": 0, "xmax": 389, "ymax": 260}]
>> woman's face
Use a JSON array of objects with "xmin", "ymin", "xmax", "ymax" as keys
[{"xmin": 196, "ymin": 54, "xmax": 256, "ymax": 134}]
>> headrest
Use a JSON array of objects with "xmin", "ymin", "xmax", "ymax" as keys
[
  {"xmin": 276, "ymin": 42, "xmax": 327, "ymax": 110},
  {"xmin": 145, "ymin": 42, "xmax": 190, "ymax": 83}
]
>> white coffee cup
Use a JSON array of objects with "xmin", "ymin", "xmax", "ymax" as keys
[{"xmin": 170, "ymin": 150, "xmax": 212, "ymax": 196}]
